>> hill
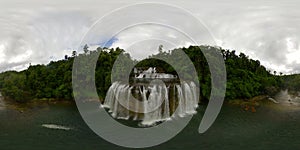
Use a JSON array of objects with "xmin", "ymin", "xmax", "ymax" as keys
[{"xmin": 0, "ymin": 45, "xmax": 283, "ymax": 103}]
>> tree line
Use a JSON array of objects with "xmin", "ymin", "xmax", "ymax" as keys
[{"xmin": 0, "ymin": 45, "xmax": 288, "ymax": 103}]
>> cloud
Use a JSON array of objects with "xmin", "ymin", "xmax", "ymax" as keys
[
  {"xmin": 0, "ymin": 0, "xmax": 299, "ymax": 74},
  {"xmin": 192, "ymin": 1, "xmax": 300, "ymax": 74},
  {"xmin": 0, "ymin": 7, "xmax": 92, "ymax": 71},
  {"xmin": 109, "ymin": 24, "xmax": 194, "ymax": 60}
]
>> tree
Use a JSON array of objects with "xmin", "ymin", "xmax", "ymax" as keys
[
  {"xmin": 72, "ymin": 51, "xmax": 77, "ymax": 57},
  {"xmin": 97, "ymin": 47, "xmax": 103, "ymax": 52},
  {"xmin": 83, "ymin": 44, "xmax": 89, "ymax": 54},
  {"xmin": 158, "ymin": 45, "xmax": 163, "ymax": 53},
  {"xmin": 0, "ymin": 45, "xmax": 284, "ymax": 103}
]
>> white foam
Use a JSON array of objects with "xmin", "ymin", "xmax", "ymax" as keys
[
  {"xmin": 104, "ymin": 81, "xmax": 199, "ymax": 126},
  {"xmin": 41, "ymin": 124, "xmax": 72, "ymax": 130},
  {"xmin": 268, "ymin": 97, "xmax": 279, "ymax": 104}
]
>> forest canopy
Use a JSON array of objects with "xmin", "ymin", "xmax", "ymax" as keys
[{"xmin": 0, "ymin": 45, "xmax": 289, "ymax": 103}]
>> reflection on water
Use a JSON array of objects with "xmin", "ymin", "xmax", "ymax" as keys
[
  {"xmin": 0, "ymin": 100, "xmax": 300, "ymax": 150},
  {"xmin": 0, "ymin": 93, "xmax": 5, "ymax": 111}
]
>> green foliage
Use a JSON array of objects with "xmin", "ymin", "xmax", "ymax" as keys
[
  {"xmin": 0, "ymin": 71, "xmax": 30, "ymax": 102},
  {"xmin": 0, "ymin": 45, "xmax": 284, "ymax": 103}
]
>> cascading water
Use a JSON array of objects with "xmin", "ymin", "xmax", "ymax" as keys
[
  {"xmin": 275, "ymin": 89, "xmax": 300, "ymax": 105},
  {"xmin": 103, "ymin": 81, "xmax": 199, "ymax": 126}
]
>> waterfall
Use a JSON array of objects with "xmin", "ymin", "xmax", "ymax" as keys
[
  {"xmin": 162, "ymin": 85, "xmax": 170, "ymax": 120},
  {"xmin": 274, "ymin": 89, "xmax": 300, "ymax": 105},
  {"xmin": 102, "ymin": 81, "xmax": 199, "ymax": 126},
  {"xmin": 141, "ymin": 84, "xmax": 171, "ymax": 126},
  {"xmin": 176, "ymin": 84, "xmax": 185, "ymax": 117}
]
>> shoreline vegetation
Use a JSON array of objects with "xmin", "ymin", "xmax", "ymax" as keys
[
  {"xmin": 1, "ymin": 93, "xmax": 298, "ymax": 114},
  {"xmin": 0, "ymin": 95, "xmax": 74, "ymax": 113},
  {"xmin": 0, "ymin": 45, "xmax": 299, "ymax": 112}
]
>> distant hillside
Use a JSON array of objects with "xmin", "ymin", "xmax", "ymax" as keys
[
  {"xmin": 281, "ymin": 74, "xmax": 300, "ymax": 91},
  {"xmin": 0, "ymin": 45, "xmax": 283, "ymax": 103}
]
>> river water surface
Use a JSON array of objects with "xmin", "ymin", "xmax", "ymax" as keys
[{"xmin": 0, "ymin": 98, "xmax": 300, "ymax": 150}]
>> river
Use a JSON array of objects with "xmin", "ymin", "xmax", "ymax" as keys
[{"xmin": 0, "ymin": 100, "xmax": 300, "ymax": 150}]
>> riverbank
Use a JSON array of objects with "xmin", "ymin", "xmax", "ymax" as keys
[
  {"xmin": 1, "ymin": 95, "xmax": 291, "ymax": 119},
  {"xmin": 226, "ymin": 95, "xmax": 268, "ymax": 112},
  {"xmin": 0, "ymin": 97, "xmax": 75, "ymax": 113},
  {"xmin": 2, "ymin": 91, "xmax": 300, "ymax": 116},
  {"xmin": 226, "ymin": 94, "xmax": 300, "ymax": 113}
]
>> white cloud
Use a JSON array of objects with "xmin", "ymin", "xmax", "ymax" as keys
[
  {"xmin": 0, "ymin": 7, "xmax": 93, "ymax": 71},
  {"xmin": 109, "ymin": 24, "xmax": 194, "ymax": 59},
  {"xmin": 0, "ymin": 0, "xmax": 299, "ymax": 74},
  {"xmin": 193, "ymin": 1, "xmax": 300, "ymax": 74},
  {"xmin": 0, "ymin": 44, "xmax": 6, "ymax": 63}
]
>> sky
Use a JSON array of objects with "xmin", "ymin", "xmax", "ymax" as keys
[{"xmin": 0, "ymin": 0, "xmax": 300, "ymax": 74}]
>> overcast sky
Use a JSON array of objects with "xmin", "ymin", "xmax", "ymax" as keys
[{"xmin": 0, "ymin": 0, "xmax": 300, "ymax": 74}]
